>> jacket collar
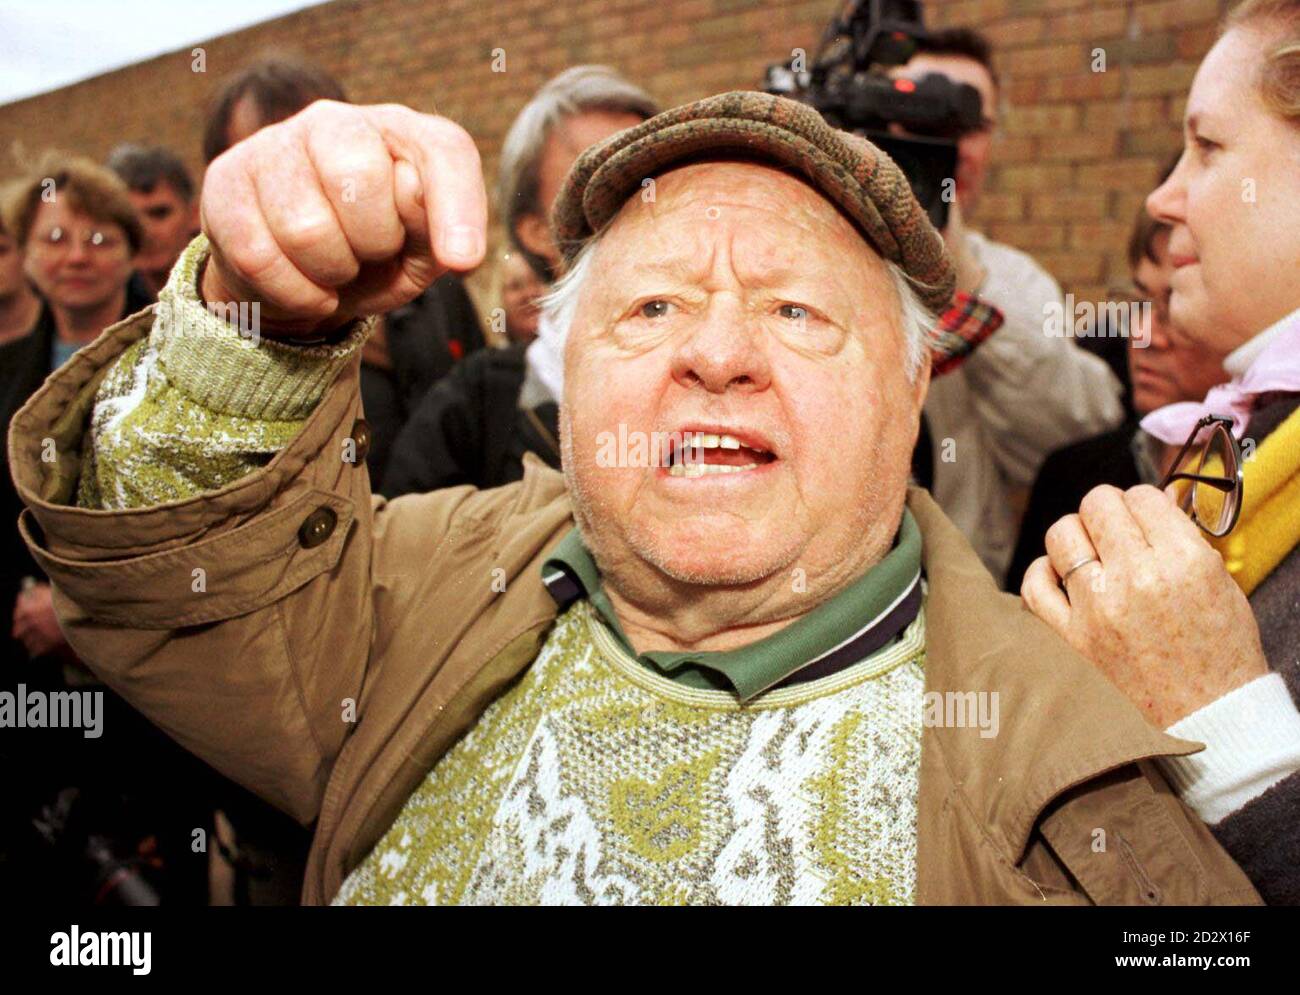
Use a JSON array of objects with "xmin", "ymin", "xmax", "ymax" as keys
[{"xmin": 907, "ymin": 486, "xmax": 1204, "ymax": 862}]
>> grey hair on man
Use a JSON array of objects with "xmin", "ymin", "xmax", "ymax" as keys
[{"xmin": 497, "ymin": 65, "xmax": 659, "ymax": 282}]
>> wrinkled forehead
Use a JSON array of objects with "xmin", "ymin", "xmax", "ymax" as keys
[{"xmin": 593, "ymin": 155, "xmax": 882, "ymax": 267}]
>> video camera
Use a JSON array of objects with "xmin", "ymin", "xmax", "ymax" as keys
[{"xmin": 764, "ymin": 0, "xmax": 984, "ymax": 228}]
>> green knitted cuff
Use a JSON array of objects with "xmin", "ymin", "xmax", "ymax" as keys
[{"xmin": 153, "ymin": 234, "xmax": 373, "ymax": 421}]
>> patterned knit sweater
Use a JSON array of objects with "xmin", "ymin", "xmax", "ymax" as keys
[{"xmin": 335, "ymin": 598, "xmax": 927, "ymax": 906}]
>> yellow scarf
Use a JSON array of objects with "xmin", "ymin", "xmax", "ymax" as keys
[{"xmin": 1208, "ymin": 405, "xmax": 1300, "ymax": 596}]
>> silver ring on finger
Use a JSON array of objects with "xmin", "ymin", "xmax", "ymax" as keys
[{"xmin": 1061, "ymin": 555, "xmax": 1100, "ymax": 586}]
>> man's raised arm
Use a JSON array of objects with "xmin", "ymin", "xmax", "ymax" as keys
[{"xmin": 6, "ymin": 101, "xmax": 486, "ymax": 822}]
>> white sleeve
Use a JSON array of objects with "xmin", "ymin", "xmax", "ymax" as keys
[
  {"xmin": 959, "ymin": 234, "xmax": 1126, "ymax": 487},
  {"xmin": 1158, "ymin": 673, "xmax": 1300, "ymax": 825}
]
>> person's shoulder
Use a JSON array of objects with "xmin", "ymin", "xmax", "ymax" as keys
[{"xmin": 967, "ymin": 230, "xmax": 1060, "ymax": 291}]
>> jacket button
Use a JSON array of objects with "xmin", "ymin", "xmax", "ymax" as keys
[
  {"xmin": 350, "ymin": 419, "xmax": 372, "ymax": 463},
  {"xmin": 298, "ymin": 507, "xmax": 337, "ymax": 549}
]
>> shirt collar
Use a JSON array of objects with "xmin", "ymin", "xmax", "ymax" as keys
[{"xmin": 541, "ymin": 509, "xmax": 923, "ymax": 702}]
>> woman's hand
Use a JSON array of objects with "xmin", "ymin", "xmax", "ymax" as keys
[{"xmin": 1021, "ymin": 483, "xmax": 1268, "ymax": 729}]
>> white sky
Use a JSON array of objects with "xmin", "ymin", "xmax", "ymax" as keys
[{"xmin": 0, "ymin": 0, "xmax": 329, "ymax": 106}]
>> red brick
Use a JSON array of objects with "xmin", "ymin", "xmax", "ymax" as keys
[
  {"xmin": 1040, "ymin": 71, "xmax": 1124, "ymax": 102},
  {"xmin": 1029, "ymin": 191, "xmax": 1109, "ymax": 220},
  {"xmin": 1121, "ymin": 128, "xmax": 1184, "ymax": 158},
  {"xmin": 1044, "ymin": 6, "xmax": 1130, "ymax": 42},
  {"xmin": 1135, "ymin": 0, "xmax": 1221, "ymax": 32},
  {"xmin": 973, "ymin": 192, "xmax": 1026, "ymax": 221},
  {"xmin": 1004, "ymin": 102, "xmax": 1081, "ymax": 134},
  {"xmin": 1126, "ymin": 61, "xmax": 1199, "ymax": 96},
  {"xmin": 987, "ymin": 221, "xmax": 1066, "ymax": 249},
  {"xmin": 1112, "ymin": 190, "xmax": 1158, "ymax": 224},
  {"xmin": 1035, "ymin": 251, "xmax": 1105, "ymax": 282},
  {"xmin": 932, "ymin": 0, "xmax": 1013, "ymax": 25},
  {"xmin": 1076, "ymin": 158, "xmax": 1162, "ymax": 191},
  {"xmin": 991, "ymin": 135, "xmax": 1037, "ymax": 161},
  {"xmin": 1177, "ymin": 23, "xmax": 1219, "ymax": 61},
  {"xmin": 1083, "ymin": 97, "xmax": 1166, "ymax": 130},
  {"xmin": 985, "ymin": 16, "xmax": 1047, "ymax": 46},
  {"xmin": 1000, "ymin": 42, "xmax": 1090, "ymax": 77},
  {"xmin": 1037, "ymin": 130, "xmax": 1121, "ymax": 161},
  {"xmin": 1068, "ymin": 220, "xmax": 1132, "ymax": 250},
  {"xmin": 999, "ymin": 163, "xmax": 1076, "ymax": 191}
]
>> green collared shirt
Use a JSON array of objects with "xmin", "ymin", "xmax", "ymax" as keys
[{"xmin": 540, "ymin": 508, "xmax": 922, "ymax": 702}]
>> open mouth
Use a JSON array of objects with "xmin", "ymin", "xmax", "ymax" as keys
[{"xmin": 665, "ymin": 431, "xmax": 778, "ymax": 477}]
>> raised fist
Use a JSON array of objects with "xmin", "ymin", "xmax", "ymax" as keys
[{"xmin": 199, "ymin": 100, "xmax": 487, "ymax": 337}]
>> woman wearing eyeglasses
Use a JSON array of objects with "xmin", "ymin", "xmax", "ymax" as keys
[
  {"xmin": 1, "ymin": 152, "xmax": 151, "ymax": 669},
  {"xmin": 1022, "ymin": 0, "xmax": 1300, "ymax": 905}
]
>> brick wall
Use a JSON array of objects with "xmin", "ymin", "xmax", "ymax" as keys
[{"xmin": 0, "ymin": 0, "xmax": 1235, "ymax": 308}]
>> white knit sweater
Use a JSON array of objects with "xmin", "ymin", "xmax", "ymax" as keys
[{"xmin": 335, "ymin": 598, "xmax": 927, "ymax": 906}]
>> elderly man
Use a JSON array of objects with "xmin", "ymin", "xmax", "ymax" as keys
[{"xmin": 9, "ymin": 94, "xmax": 1257, "ymax": 905}]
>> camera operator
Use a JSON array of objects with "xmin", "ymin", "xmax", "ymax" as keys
[{"xmin": 892, "ymin": 28, "xmax": 1126, "ymax": 581}]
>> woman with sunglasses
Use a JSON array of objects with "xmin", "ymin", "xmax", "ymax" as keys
[{"xmin": 1022, "ymin": 0, "xmax": 1300, "ymax": 905}]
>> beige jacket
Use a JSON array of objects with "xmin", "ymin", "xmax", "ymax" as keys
[{"xmin": 8, "ymin": 308, "xmax": 1257, "ymax": 905}]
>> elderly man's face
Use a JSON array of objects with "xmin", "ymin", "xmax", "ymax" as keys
[{"xmin": 562, "ymin": 161, "xmax": 928, "ymax": 604}]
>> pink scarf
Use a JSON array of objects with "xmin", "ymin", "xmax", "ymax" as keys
[{"xmin": 1141, "ymin": 311, "xmax": 1300, "ymax": 444}]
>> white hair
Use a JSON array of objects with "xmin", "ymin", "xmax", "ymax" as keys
[{"xmin": 537, "ymin": 234, "xmax": 936, "ymax": 391}]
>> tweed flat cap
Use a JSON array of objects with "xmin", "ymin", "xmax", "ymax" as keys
[{"xmin": 550, "ymin": 90, "xmax": 956, "ymax": 313}]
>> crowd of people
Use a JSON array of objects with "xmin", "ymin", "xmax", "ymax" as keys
[{"xmin": 2, "ymin": 0, "xmax": 1297, "ymax": 906}]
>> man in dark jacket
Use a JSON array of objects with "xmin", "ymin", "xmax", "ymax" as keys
[
  {"xmin": 380, "ymin": 341, "xmax": 558, "ymax": 496},
  {"xmin": 360, "ymin": 275, "xmax": 486, "ymax": 485}
]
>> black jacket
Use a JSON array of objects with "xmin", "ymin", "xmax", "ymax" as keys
[
  {"xmin": 380, "ymin": 342, "xmax": 560, "ymax": 498},
  {"xmin": 1004, "ymin": 421, "xmax": 1143, "ymax": 592},
  {"xmin": 358, "ymin": 273, "xmax": 485, "ymax": 486}
]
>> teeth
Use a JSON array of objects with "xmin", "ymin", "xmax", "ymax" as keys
[
  {"xmin": 684, "ymin": 433, "xmax": 749, "ymax": 450},
  {"xmin": 668, "ymin": 462, "xmax": 759, "ymax": 477}
]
